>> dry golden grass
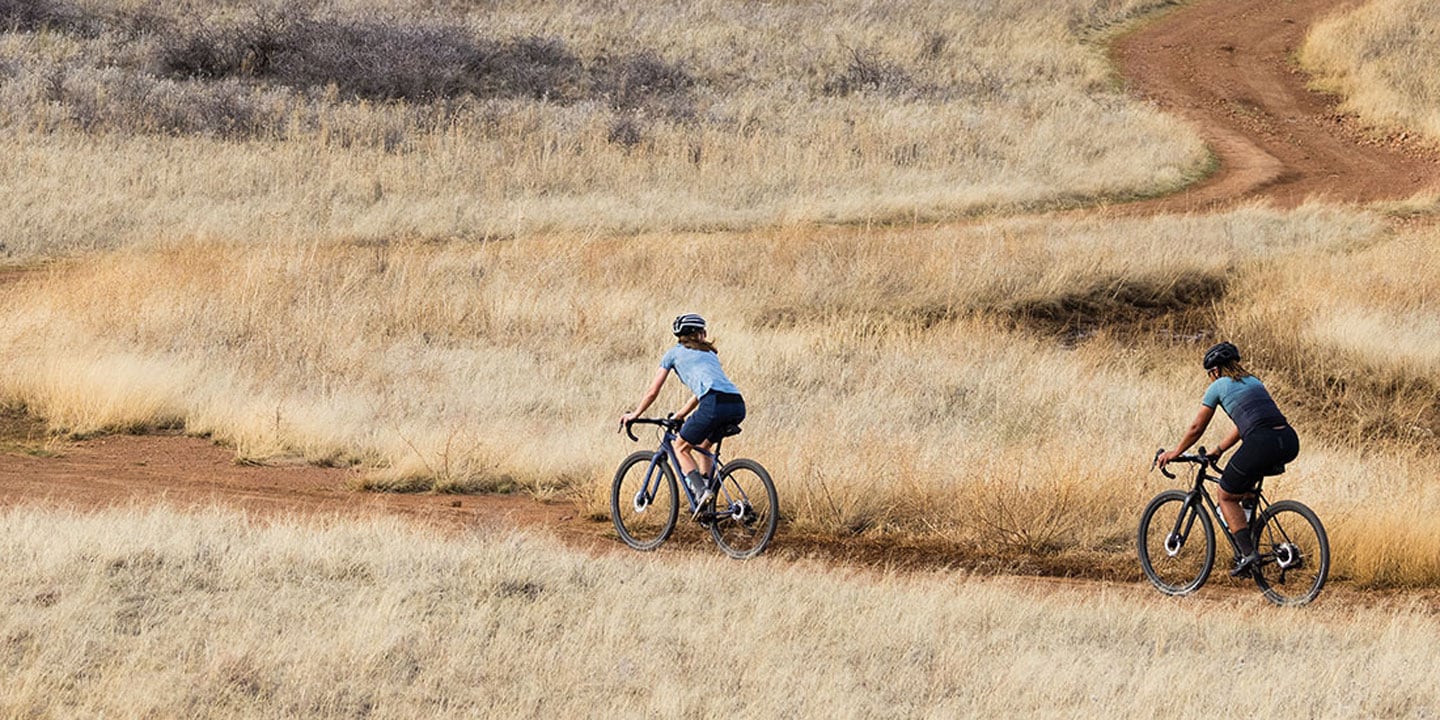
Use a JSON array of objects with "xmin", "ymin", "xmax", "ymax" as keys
[
  {"xmin": 4, "ymin": 506, "xmax": 1439, "ymax": 718},
  {"xmin": 1300, "ymin": 0, "xmax": 1440, "ymax": 144},
  {"xmin": 3, "ymin": 203, "xmax": 1436, "ymax": 585},
  {"xmin": 0, "ymin": 0, "xmax": 1205, "ymax": 257},
  {"xmin": 1225, "ymin": 228, "xmax": 1440, "ymax": 441},
  {"xmin": 2, "ymin": 0, "xmax": 1438, "ymax": 588}
]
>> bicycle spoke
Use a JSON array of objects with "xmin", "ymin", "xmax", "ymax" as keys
[
  {"xmin": 1137, "ymin": 490, "xmax": 1215, "ymax": 596},
  {"xmin": 611, "ymin": 451, "xmax": 678, "ymax": 551},
  {"xmin": 708, "ymin": 458, "xmax": 777, "ymax": 559},
  {"xmin": 1252, "ymin": 501, "xmax": 1329, "ymax": 606}
]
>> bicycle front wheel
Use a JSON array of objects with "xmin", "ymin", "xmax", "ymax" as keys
[
  {"xmin": 1252, "ymin": 500, "xmax": 1329, "ymax": 606},
  {"xmin": 707, "ymin": 458, "xmax": 778, "ymax": 559},
  {"xmin": 1137, "ymin": 489, "xmax": 1215, "ymax": 596},
  {"xmin": 610, "ymin": 451, "xmax": 678, "ymax": 551}
]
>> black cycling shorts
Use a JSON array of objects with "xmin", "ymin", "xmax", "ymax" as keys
[{"xmin": 1219, "ymin": 424, "xmax": 1299, "ymax": 494}]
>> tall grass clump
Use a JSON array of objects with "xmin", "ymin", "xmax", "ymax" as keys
[
  {"xmin": 1300, "ymin": 0, "xmax": 1440, "ymax": 144},
  {"xmin": 4, "ymin": 506, "xmax": 1440, "ymax": 717},
  {"xmin": 1222, "ymin": 228, "xmax": 1439, "ymax": 446}
]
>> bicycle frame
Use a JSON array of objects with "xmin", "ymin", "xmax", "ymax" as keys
[
  {"xmin": 631, "ymin": 421, "xmax": 726, "ymax": 514},
  {"xmin": 1160, "ymin": 449, "xmax": 1266, "ymax": 561}
]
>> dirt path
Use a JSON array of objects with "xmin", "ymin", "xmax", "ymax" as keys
[
  {"xmin": 0, "ymin": 427, "xmax": 596, "ymax": 542},
  {"xmin": 4, "ymin": 0, "xmax": 1439, "ymax": 599},
  {"xmin": 1110, "ymin": 0, "xmax": 1437, "ymax": 213}
]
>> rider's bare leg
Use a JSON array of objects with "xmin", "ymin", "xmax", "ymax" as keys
[
  {"xmin": 1216, "ymin": 487, "xmax": 1250, "ymax": 536},
  {"xmin": 1217, "ymin": 487, "xmax": 1258, "ymax": 569},
  {"xmin": 674, "ymin": 436, "xmax": 699, "ymax": 476},
  {"xmin": 674, "ymin": 437, "xmax": 716, "ymax": 478}
]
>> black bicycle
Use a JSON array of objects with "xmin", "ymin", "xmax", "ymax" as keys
[
  {"xmin": 613, "ymin": 417, "xmax": 778, "ymax": 559},
  {"xmin": 1138, "ymin": 448, "xmax": 1329, "ymax": 606}
]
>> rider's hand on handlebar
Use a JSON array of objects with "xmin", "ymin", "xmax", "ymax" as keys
[
  {"xmin": 1155, "ymin": 448, "xmax": 1180, "ymax": 468},
  {"xmin": 1205, "ymin": 448, "xmax": 1224, "ymax": 466},
  {"xmin": 618, "ymin": 411, "xmax": 638, "ymax": 431}
]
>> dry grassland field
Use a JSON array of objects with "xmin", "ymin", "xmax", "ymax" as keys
[
  {"xmin": 3, "ymin": 0, "xmax": 1440, "ymax": 715},
  {"xmin": 6, "ymin": 507, "xmax": 1440, "ymax": 718}
]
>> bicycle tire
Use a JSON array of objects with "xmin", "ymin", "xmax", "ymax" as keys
[
  {"xmin": 707, "ymin": 458, "xmax": 778, "ymax": 559},
  {"xmin": 610, "ymin": 451, "xmax": 678, "ymax": 551},
  {"xmin": 1137, "ymin": 489, "xmax": 1215, "ymax": 596},
  {"xmin": 1251, "ymin": 500, "xmax": 1329, "ymax": 606}
]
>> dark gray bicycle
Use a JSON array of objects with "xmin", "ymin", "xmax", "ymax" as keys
[
  {"xmin": 1138, "ymin": 447, "xmax": 1329, "ymax": 606},
  {"xmin": 613, "ymin": 417, "xmax": 778, "ymax": 559}
]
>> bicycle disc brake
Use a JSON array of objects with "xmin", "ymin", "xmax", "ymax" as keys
[
  {"xmin": 1274, "ymin": 543, "xmax": 1303, "ymax": 570},
  {"xmin": 1165, "ymin": 532, "xmax": 1184, "ymax": 556}
]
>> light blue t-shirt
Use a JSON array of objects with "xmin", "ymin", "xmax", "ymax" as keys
[
  {"xmin": 659, "ymin": 344, "xmax": 741, "ymax": 399},
  {"xmin": 1201, "ymin": 376, "xmax": 1287, "ymax": 437}
]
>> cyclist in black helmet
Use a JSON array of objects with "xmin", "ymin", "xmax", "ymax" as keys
[
  {"xmin": 1158, "ymin": 341, "xmax": 1299, "ymax": 576},
  {"xmin": 620, "ymin": 313, "xmax": 747, "ymax": 516}
]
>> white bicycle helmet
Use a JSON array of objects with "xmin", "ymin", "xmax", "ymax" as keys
[{"xmin": 672, "ymin": 313, "xmax": 707, "ymax": 336}]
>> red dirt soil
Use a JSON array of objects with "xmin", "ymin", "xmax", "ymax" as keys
[
  {"xmin": 3, "ymin": 0, "xmax": 1439, "ymax": 594},
  {"xmin": 1110, "ymin": 0, "xmax": 1438, "ymax": 213},
  {"xmin": 0, "ymin": 427, "xmax": 598, "ymax": 544}
]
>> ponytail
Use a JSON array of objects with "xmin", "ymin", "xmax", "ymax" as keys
[
  {"xmin": 678, "ymin": 333, "xmax": 717, "ymax": 354},
  {"xmin": 1216, "ymin": 361, "xmax": 1253, "ymax": 381}
]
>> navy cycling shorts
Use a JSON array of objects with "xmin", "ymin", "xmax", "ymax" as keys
[{"xmin": 680, "ymin": 392, "xmax": 746, "ymax": 445}]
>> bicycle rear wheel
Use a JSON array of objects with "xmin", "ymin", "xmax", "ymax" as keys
[
  {"xmin": 610, "ymin": 451, "xmax": 678, "ymax": 551},
  {"xmin": 1137, "ymin": 489, "xmax": 1215, "ymax": 596},
  {"xmin": 707, "ymin": 458, "xmax": 778, "ymax": 559},
  {"xmin": 1252, "ymin": 500, "xmax": 1329, "ymax": 606}
]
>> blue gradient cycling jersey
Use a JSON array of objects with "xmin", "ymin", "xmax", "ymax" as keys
[{"xmin": 1201, "ymin": 376, "xmax": 1287, "ymax": 437}]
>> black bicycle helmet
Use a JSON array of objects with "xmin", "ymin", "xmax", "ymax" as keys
[
  {"xmin": 672, "ymin": 313, "xmax": 707, "ymax": 336},
  {"xmin": 1203, "ymin": 341, "xmax": 1240, "ymax": 369}
]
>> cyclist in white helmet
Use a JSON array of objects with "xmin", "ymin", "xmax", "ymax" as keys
[{"xmin": 619, "ymin": 313, "xmax": 747, "ymax": 512}]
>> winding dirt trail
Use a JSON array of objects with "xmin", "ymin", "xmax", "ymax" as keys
[
  {"xmin": 3, "ymin": 0, "xmax": 1439, "ymax": 592},
  {"xmin": 1111, "ymin": 0, "xmax": 1437, "ymax": 212}
]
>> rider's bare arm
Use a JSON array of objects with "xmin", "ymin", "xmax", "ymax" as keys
[
  {"xmin": 1160, "ymin": 404, "xmax": 1217, "ymax": 466},
  {"xmin": 675, "ymin": 395, "xmax": 700, "ymax": 421}
]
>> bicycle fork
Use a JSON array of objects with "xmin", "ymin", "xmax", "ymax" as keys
[
  {"xmin": 1164, "ymin": 493, "xmax": 1205, "ymax": 556},
  {"xmin": 631, "ymin": 454, "xmax": 668, "ymax": 513}
]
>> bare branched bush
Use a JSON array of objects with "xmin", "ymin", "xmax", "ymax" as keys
[
  {"xmin": 822, "ymin": 47, "xmax": 915, "ymax": 97},
  {"xmin": 0, "ymin": 0, "xmax": 89, "ymax": 34},
  {"xmin": 282, "ymin": 26, "xmax": 583, "ymax": 102},
  {"xmin": 591, "ymin": 49, "xmax": 694, "ymax": 114},
  {"xmin": 471, "ymin": 35, "xmax": 585, "ymax": 101},
  {"xmin": 155, "ymin": 10, "xmax": 586, "ymax": 103}
]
